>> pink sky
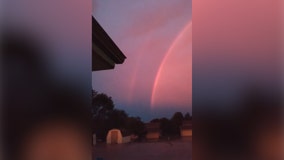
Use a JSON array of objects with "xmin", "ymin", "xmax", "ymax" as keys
[
  {"xmin": 193, "ymin": 0, "xmax": 282, "ymax": 109},
  {"xmin": 92, "ymin": 0, "xmax": 192, "ymax": 119}
]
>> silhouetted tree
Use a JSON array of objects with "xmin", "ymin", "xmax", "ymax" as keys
[
  {"xmin": 170, "ymin": 112, "xmax": 184, "ymax": 136},
  {"xmin": 160, "ymin": 118, "xmax": 175, "ymax": 137},
  {"xmin": 92, "ymin": 91, "xmax": 114, "ymax": 119},
  {"xmin": 171, "ymin": 112, "xmax": 184, "ymax": 126},
  {"xmin": 92, "ymin": 90, "xmax": 145, "ymax": 140},
  {"xmin": 92, "ymin": 90, "xmax": 115, "ymax": 140},
  {"xmin": 184, "ymin": 112, "xmax": 192, "ymax": 120},
  {"xmin": 108, "ymin": 109, "xmax": 128, "ymax": 129},
  {"xmin": 125, "ymin": 117, "xmax": 145, "ymax": 139},
  {"xmin": 150, "ymin": 118, "xmax": 160, "ymax": 123}
]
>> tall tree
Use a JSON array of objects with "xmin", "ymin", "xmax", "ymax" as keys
[
  {"xmin": 171, "ymin": 112, "xmax": 184, "ymax": 126},
  {"xmin": 170, "ymin": 112, "xmax": 184, "ymax": 136},
  {"xmin": 92, "ymin": 90, "xmax": 115, "ymax": 139},
  {"xmin": 125, "ymin": 117, "xmax": 145, "ymax": 139},
  {"xmin": 92, "ymin": 91, "xmax": 114, "ymax": 119},
  {"xmin": 108, "ymin": 109, "xmax": 128, "ymax": 129},
  {"xmin": 184, "ymin": 112, "xmax": 192, "ymax": 120},
  {"xmin": 92, "ymin": 90, "xmax": 146, "ymax": 140}
]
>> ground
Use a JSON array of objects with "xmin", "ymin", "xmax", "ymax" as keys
[{"xmin": 93, "ymin": 138, "xmax": 192, "ymax": 160}]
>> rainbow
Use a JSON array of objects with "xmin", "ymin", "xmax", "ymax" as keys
[{"xmin": 151, "ymin": 21, "xmax": 192, "ymax": 108}]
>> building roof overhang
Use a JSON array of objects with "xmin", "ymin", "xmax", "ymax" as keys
[{"xmin": 92, "ymin": 17, "xmax": 126, "ymax": 71}]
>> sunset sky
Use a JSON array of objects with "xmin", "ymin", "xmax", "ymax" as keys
[
  {"xmin": 4, "ymin": 0, "xmax": 282, "ymax": 121},
  {"xmin": 92, "ymin": 0, "xmax": 192, "ymax": 121},
  {"xmin": 193, "ymin": 0, "xmax": 282, "ymax": 111},
  {"xmin": 4, "ymin": 0, "xmax": 282, "ymax": 125}
]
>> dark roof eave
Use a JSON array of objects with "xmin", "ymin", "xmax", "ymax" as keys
[{"xmin": 92, "ymin": 17, "xmax": 126, "ymax": 65}]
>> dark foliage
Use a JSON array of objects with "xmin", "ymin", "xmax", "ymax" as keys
[
  {"xmin": 92, "ymin": 90, "xmax": 145, "ymax": 140},
  {"xmin": 184, "ymin": 112, "xmax": 192, "ymax": 120},
  {"xmin": 150, "ymin": 112, "xmax": 192, "ymax": 138}
]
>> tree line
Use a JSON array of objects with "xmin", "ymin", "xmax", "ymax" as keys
[{"xmin": 92, "ymin": 90, "xmax": 192, "ymax": 141}]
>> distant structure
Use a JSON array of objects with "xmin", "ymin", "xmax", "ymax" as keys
[
  {"xmin": 180, "ymin": 120, "xmax": 192, "ymax": 137},
  {"xmin": 106, "ymin": 129, "xmax": 131, "ymax": 144},
  {"xmin": 92, "ymin": 17, "xmax": 126, "ymax": 71},
  {"xmin": 145, "ymin": 122, "xmax": 161, "ymax": 140}
]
